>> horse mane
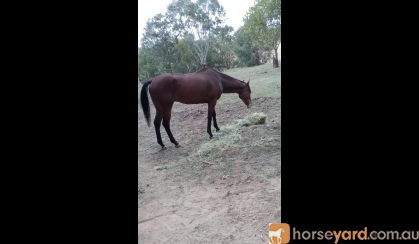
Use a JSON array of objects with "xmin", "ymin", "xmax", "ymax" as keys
[
  {"xmin": 195, "ymin": 67, "xmax": 209, "ymax": 73},
  {"xmin": 196, "ymin": 67, "xmax": 245, "ymax": 84},
  {"xmin": 216, "ymin": 70, "xmax": 245, "ymax": 84}
]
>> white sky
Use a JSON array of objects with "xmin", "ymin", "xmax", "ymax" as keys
[{"xmin": 138, "ymin": 0, "xmax": 256, "ymax": 47}]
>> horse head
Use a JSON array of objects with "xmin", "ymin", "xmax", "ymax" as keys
[{"xmin": 239, "ymin": 79, "xmax": 252, "ymax": 108}]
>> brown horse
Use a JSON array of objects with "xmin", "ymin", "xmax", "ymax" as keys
[{"xmin": 140, "ymin": 67, "xmax": 251, "ymax": 150}]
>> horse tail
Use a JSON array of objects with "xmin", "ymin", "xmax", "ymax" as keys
[{"xmin": 140, "ymin": 80, "xmax": 152, "ymax": 127}]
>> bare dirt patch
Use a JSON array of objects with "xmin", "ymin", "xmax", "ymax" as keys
[{"xmin": 139, "ymin": 95, "xmax": 280, "ymax": 243}]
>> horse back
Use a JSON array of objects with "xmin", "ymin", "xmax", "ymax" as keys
[{"xmin": 149, "ymin": 73, "xmax": 222, "ymax": 104}]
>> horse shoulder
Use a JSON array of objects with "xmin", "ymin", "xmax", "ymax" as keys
[
  {"xmin": 210, "ymin": 74, "xmax": 223, "ymax": 95},
  {"xmin": 216, "ymin": 79, "xmax": 223, "ymax": 94}
]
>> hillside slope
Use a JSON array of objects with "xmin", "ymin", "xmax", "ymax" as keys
[{"xmin": 138, "ymin": 63, "xmax": 281, "ymax": 243}]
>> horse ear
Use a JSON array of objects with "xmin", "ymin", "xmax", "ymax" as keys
[{"xmin": 247, "ymin": 80, "xmax": 250, "ymax": 86}]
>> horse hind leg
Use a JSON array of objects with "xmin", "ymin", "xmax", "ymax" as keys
[
  {"xmin": 153, "ymin": 111, "xmax": 166, "ymax": 150},
  {"xmin": 162, "ymin": 111, "xmax": 180, "ymax": 148}
]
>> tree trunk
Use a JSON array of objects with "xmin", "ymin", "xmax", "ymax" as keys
[{"xmin": 272, "ymin": 48, "xmax": 279, "ymax": 68}]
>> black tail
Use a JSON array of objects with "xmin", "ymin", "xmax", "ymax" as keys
[{"xmin": 140, "ymin": 80, "xmax": 152, "ymax": 127}]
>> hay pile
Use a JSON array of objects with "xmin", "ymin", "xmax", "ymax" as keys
[
  {"xmin": 238, "ymin": 112, "xmax": 267, "ymax": 126},
  {"xmin": 193, "ymin": 112, "xmax": 267, "ymax": 158}
]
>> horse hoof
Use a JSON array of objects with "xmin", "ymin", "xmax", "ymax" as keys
[
  {"xmin": 216, "ymin": 129, "xmax": 220, "ymax": 132},
  {"xmin": 175, "ymin": 144, "xmax": 181, "ymax": 148},
  {"xmin": 161, "ymin": 146, "xmax": 167, "ymax": 150},
  {"xmin": 209, "ymin": 136, "xmax": 213, "ymax": 140}
]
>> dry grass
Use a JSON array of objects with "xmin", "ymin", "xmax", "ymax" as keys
[{"xmin": 192, "ymin": 112, "xmax": 267, "ymax": 159}]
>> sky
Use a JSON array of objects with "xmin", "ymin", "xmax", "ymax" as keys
[{"xmin": 138, "ymin": 0, "xmax": 256, "ymax": 47}]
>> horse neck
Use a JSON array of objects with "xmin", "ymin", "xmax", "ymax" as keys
[{"xmin": 221, "ymin": 77, "xmax": 245, "ymax": 93}]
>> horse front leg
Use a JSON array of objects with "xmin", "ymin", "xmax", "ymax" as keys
[
  {"xmin": 207, "ymin": 113, "xmax": 213, "ymax": 139},
  {"xmin": 207, "ymin": 101, "xmax": 216, "ymax": 139},
  {"xmin": 212, "ymin": 109, "xmax": 220, "ymax": 132}
]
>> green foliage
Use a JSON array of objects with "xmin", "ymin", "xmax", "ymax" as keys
[
  {"xmin": 206, "ymin": 26, "xmax": 235, "ymax": 70},
  {"xmin": 138, "ymin": 48, "xmax": 160, "ymax": 80},
  {"xmin": 243, "ymin": 0, "xmax": 281, "ymax": 67},
  {"xmin": 173, "ymin": 35, "xmax": 199, "ymax": 73},
  {"xmin": 138, "ymin": 0, "xmax": 235, "ymax": 80},
  {"xmin": 138, "ymin": 0, "xmax": 282, "ymax": 80},
  {"xmin": 233, "ymin": 27, "xmax": 261, "ymax": 67},
  {"xmin": 244, "ymin": 0, "xmax": 281, "ymax": 49},
  {"xmin": 139, "ymin": 13, "xmax": 178, "ymax": 77}
]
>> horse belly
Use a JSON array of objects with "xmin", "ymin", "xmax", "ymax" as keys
[
  {"xmin": 176, "ymin": 86, "xmax": 219, "ymax": 104},
  {"xmin": 176, "ymin": 94, "xmax": 207, "ymax": 104}
]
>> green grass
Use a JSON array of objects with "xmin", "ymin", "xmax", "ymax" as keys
[{"xmin": 218, "ymin": 63, "xmax": 281, "ymax": 104}]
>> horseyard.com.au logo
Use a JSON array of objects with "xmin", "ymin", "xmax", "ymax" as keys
[
  {"xmin": 268, "ymin": 223, "xmax": 290, "ymax": 244},
  {"xmin": 268, "ymin": 224, "xmax": 419, "ymax": 243}
]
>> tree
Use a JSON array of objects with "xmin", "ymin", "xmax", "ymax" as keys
[
  {"xmin": 203, "ymin": 25, "xmax": 235, "ymax": 70},
  {"xmin": 173, "ymin": 35, "xmax": 199, "ymax": 73},
  {"xmin": 138, "ymin": 47, "xmax": 160, "ymax": 80},
  {"xmin": 138, "ymin": 0, "xmax": 234, "ymax": 80},
  {"xmin": 193, "ymin": 0, "xmax": 226, "ymax": 67},
  {"xmin": 233, "ymin": 27, "xmax": 261, "ymax": 67},
  {"xmin": 244, "ymin": 0, "xmax": 281, "ymax": 68},
  {"xmin": 141, "ymin": 14, "xmax": 177, "ymax": 73},
  {"xmin": 167, "ymin": 0, "xmax": 227, "ymax": 67}
]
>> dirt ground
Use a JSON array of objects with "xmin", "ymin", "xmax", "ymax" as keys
[{"xmin": 138, "ymin": 95, "xmax": 281, "ymax": 243}]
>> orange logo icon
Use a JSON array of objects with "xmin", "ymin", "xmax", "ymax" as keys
[{"xmin": 268, "ymin": 223, "xmax": 290, "ymax": 244}]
